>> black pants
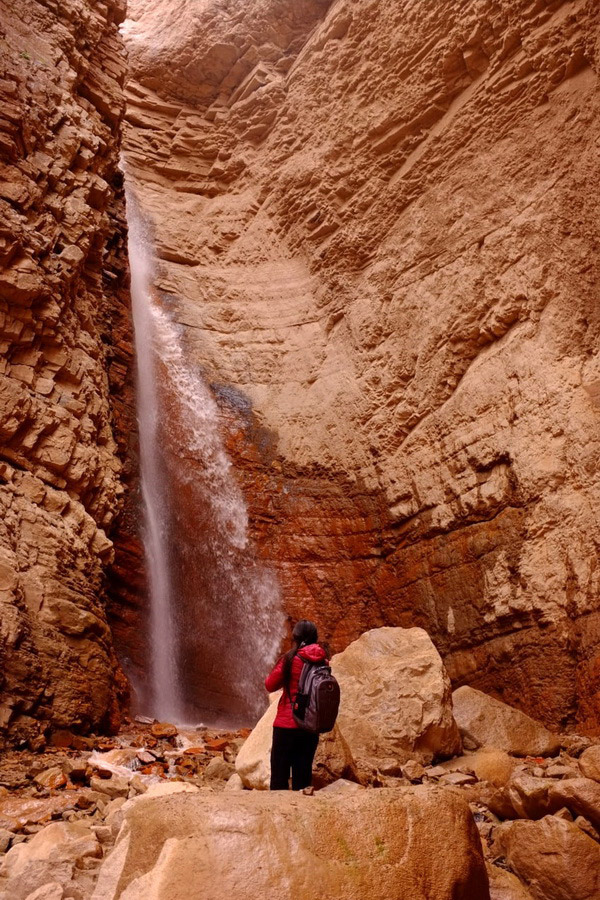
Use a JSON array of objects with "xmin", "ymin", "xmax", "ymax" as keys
[{"xmin": 270, "ymin": 726, "xmax": 319, "ymax": 791}]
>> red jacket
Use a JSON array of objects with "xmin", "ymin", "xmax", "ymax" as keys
[{"xmin": 265, "ymin": 643, "xmax": 327, "ymax": 728}]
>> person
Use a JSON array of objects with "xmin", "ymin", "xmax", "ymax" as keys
[{"xmin": 265, "ymin": 619, "xmax": 327, "ymax": 791}]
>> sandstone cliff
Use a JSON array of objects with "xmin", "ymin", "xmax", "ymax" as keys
[
  {"xmin": 124, "ymin": 0, "xmax": 600, "ymax": 731},
  {"xmin": 0, "ymin": 0, "xmax": 134, "ymax": 746}
]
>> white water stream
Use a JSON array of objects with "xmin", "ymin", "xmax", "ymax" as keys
[{"xmin": 126, "ymin": 189, "xmax": 283, "ymax": 725}]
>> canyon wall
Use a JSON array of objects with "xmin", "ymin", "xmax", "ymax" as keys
[
  {"xmin": 0, "ymin": 0, "xmax": 135, "ymax": 747},
  {"xmin": 124, "ymin": 0, "xmax": 600, "ymax": 732}
]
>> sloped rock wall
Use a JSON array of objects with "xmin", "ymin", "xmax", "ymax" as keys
[
  {"xmin": 123, "ymin": 0, "xmax": 600, "ymax": 731},
  {"xmin": 0, "ymin": 0, "xmax": 134, "ymax": 746}
]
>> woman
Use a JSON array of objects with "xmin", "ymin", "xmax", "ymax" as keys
[{"xmin": 265, "ymin": 619, "xmax": 327, "ymax": 791}]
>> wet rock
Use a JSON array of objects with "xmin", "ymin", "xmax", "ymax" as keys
[
  {"xmin": 89, "ymin": 776, "xmax": 130, "ymax": 800},
  {"xmin": 452, "ymin": 688, "xmax": 561, "ymax": 757},
  {"xmin": 493, "ymin": 815, "xmax": 600, "ymax": 900},
  {"xmin": 579, "ymin": 746, "xmax": 600, "ymax": 783},
  {"xmin": 92, "ymin": 788, "xmax": 489, "ymax": 900},
  {"xmin": 0, "ymin": 796, "xmax": 80, "ymax": 832},
  {"xmin": 150, "ymin": 724, "xmax": 178, "ymax": 740},
  {"xmin": 204, "ymin": 738, "xmax": 229, "ymax": 753},
  {"xmin": 33, "ymin": 769, "xmax": 67, "ymax": 791},
  {"xmin": 61, "ymin": 760, "xmax": 88, "ymax": 784}
]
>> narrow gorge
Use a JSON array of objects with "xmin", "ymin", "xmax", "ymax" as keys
[{"xmin": 0, "ymin": 0, "xmax": 600, "ymax": 896}]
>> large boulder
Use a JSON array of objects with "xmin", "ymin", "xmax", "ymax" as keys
[
  {"xmin": 236, "ymin": 627, "xmax": 461, "ymax": 788},
  {"xmin": 332, "ymin": 627, "xmax": 462, "ymax": 773},
  {"xmin": 493, "ymin": 815, "xmax": 600, "ymax": 900},
  {"xmin": 235, "ymin": 692, "xmax": 353, "ymax": 790},
  {"xmin": 452, "ymin": 687, "xmax": 561, "ymax": 757},
  {"xmin": 92, "ymin": 788, "xmax": 489, "ymax": 900}
]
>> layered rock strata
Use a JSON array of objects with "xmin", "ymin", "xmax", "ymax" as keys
[
  {"xmin": 123, "ymin": 0, "xmax": 600, "ymax": 731},
  {"xmin": 0, "ymin": 0, "xmax": 134, "ymax": 746}
]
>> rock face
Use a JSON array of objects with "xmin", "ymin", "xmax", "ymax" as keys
[
  {"xmin": 452, "ymin": 686, "xmax": 561, "ymax": 756},
  {"xmin": 0, "ymin": 0, "xmax": 134, "ymax": 745},
  {"xmin": 92, "ymin": 789, "xmax": 490, "ymax": 900},
  {"xmin": 123, "ymin": 0, "xmax": 600, "ymax": 732},
  {"xmin": 236, "ymin": 626, "xmax": 461, "ymax": 787}
]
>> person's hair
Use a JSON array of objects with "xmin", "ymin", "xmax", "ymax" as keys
[{"xmin": 282, "ymin": 619, "xmax": 318, "ymax": 695}]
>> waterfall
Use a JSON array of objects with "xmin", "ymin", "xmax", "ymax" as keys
[{"xmin": 125, "ymin": 189, "xmax": 284, "ymax": 726}]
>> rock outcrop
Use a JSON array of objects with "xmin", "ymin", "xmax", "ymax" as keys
[
  {"xmin": 0, "ymin": 0, "xmax": 134, "ymax": 746},
  {"xmin": 92, "ymin": 789, "xmax": 490, "ymax": 900},
  {"xmin": 123, "ymin": 0, "xmax": 600, "ymax": 732}
]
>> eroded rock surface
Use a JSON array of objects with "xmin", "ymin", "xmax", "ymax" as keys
[
  {"xmin": 123, "ymin": 0, "xmax": 600, "ymax": 731},
  {"xmin": 0, "ymin": 0, "xmax": 133, "ymax": 746},
  {"xmin": 92, "ymin": 788, "xmax": 490, "ymax": 900}
]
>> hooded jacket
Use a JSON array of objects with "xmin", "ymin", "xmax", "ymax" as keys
[{"xmin": 265, "ymin": 643, "xmax": 327, "ymax": 729}]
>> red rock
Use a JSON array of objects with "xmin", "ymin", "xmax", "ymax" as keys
[
  {"xmin": 151, "ymin": 723, "xmax": 178, "ymax": 739},
  {"xmin": 205, "ymin": 739, "xmax": 229, "ymax": 753}
]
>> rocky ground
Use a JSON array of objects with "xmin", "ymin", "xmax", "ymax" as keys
[{"xmin": 1, "ymin": 628, "xmax": 599, "ymax": 899}]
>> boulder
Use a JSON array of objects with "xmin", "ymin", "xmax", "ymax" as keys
[
  {"xmin": 452, "ymin": 687, "xmax": 561, "ymax": 757},
  {"xmin": 203, "ymin": 757, "xmax": 234, "ymax": 782},
  {"xmin": 0, "ymin": 821, "xmax": 100, "ymax": 900},
  {"xmin": 549, "ymin": 777, "xmax": 600, "ymax": 830},
  {"xmin": 235, "ymin": 692, "xmax": 351, "ymax": 790},
  {"xmin": 502, "ymin": 774, "xmax": 600, "ymax": 828},
  {"xmin": 493, "ymin": 815, "xmax": 600, "ymax": 900},
  {"xmin": 579, "ymin": 745, "xmax": 600, "ymax": 783},
  {"xmin": 90, "ymin": 775, "xmax": 130, "ymax": 799},
  {"xmin": 486, "ymin": 865, "xmax": 534, "ymax": 900},
  {"xmin": 332, "ymin": 628, "xmax": 461, "ymax": 772},
  {"xmin": 92, "ymin": 788, "xmax": 490, "ymax": 900}
]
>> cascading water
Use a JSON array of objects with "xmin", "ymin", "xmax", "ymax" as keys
[{"xmin": 126, "ymin": 188, "xmax": 284, "ymax": 725}]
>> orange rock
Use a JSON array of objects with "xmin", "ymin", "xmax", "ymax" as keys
[
  {"xmin": 204, "ymin": 739, "xmax": 229, "ymax": 753},
  {"xmin": 151, "ymin": 723, "xmax": 178, "ymax": 739}
]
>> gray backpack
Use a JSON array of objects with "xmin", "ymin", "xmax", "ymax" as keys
[{"xmin": 292, "ymin": 660, "xmax": 340, "ymax": 733}]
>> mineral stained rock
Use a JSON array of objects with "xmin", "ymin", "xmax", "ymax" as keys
[
  {"xmin": 123, "ymin": 0, "xmax": 600, "ymax": 732},
  {"xmin": 0, "ymin": 0, "xmax": 134, "ymax": 746}
]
